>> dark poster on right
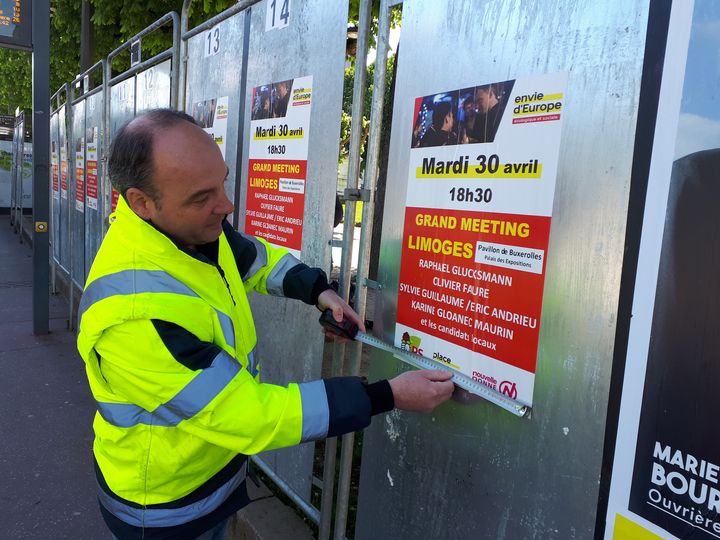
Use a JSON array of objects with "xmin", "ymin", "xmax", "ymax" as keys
[{"xmin": 628, "ymin": 2, "xmax": 720, "ymax": 538}]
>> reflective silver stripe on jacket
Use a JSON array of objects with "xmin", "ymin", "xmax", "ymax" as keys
[
  {"xmin": 265, "ymin": 253, "xmax": 302, "ymax": 296},
  {"xmin": 98, "ymin": 460, "xmax": 247, "ymax": 527},
  {"xmin": 78, "ymin": 269, "xmax": 236, "ymax": 349},
  {"xmin": 97, "ymin": 350, "xmax": 241, "ymax": 428},
  {"xmin": 240, "ymin": 234, "xmax": 268, "ymax": 282},
  {"xmin": 298, "ymin": 380, "xmax": 329, "ymax": 442}
]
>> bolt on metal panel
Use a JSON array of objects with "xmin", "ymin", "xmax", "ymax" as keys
[
  {"xmin": 238, "ymin": 0, "xmax": 349, "ymax": 503},
  {"xmin": 355, "ymin": 0, "xmax": 651, "ymax": 538},
  {"xmin": 70, "ymin": 99, "xmax": 86, "ymax": 288},
  {"xmin": 184, "ymin": 10, "xmax": 245, "ymax": 224}
]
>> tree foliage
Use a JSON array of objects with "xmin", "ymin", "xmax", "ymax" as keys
[
  {"xmin": 0, "ymin": 0, "xmax": 234, "ymax": 113},
  {"xmin": 339, "ymin": 2, "xmax": 401, "ymax": 168},
  {"xmin": 338, "ymin": 55, "xmax": 395, "ymax": 169}
]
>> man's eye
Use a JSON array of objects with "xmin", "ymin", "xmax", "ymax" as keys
[{"xmin": 193, "ymin": 196, "xmax": 209, "ymax": 205}]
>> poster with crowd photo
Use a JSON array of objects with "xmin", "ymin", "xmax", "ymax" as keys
[
  {"xmin": 245, "ymin": 76, "xmax": 312, "ymax": 256},
  {"xmin": 395, "ymin": 72, "xmax": 567, "ymax": 407},
  {"xmin": 606, "ymin": 2, "xmax": 720, "ymax": 539},
  {"xmin": 192, "ymin": 96, "xmax": 229, "ymax": 159}
]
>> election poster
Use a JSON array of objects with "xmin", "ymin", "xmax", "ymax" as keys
[
  {"xmin": 51, "ymin": 140, "xmax": 59, "ymax": 200},
  {"xmin": 605, "ymin": 2, "xmax": 720, "ymax": 538},
  {"xmin": 245, "ymin": 75, "xmax": 312, "ymax": 256},
  {"xmin": 75, "ymin": 137, "xmax": 85, "ymax": 212},
  {"xmin": 395, "ymin": 72, "xmax": 567, "ymax": 406},
  {"xmin": 192, "ymin": 96, "xmax": 229, "ymax": 159},
  {"xmin": 86, "ymin": 127, "xmax": 99, "ymax": 211},
  {"xmin": 60, "ymin": 143, "xmax": 68, "ymax": 200}
]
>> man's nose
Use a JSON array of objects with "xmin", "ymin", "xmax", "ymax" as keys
[{"xmin": 216, "ymin": 192, "xmax": 235, "ymax": 215}]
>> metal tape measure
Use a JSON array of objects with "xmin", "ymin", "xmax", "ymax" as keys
[{"xmin": 319, "ymin": 310, "xmax": 530, "ymax": 418}]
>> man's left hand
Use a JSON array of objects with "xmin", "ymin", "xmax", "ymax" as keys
[{"xmin": 317, "ymin": 289, "xmax": 366, "ymax": 337}]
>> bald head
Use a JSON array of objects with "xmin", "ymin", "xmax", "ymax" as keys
[{"xmin": 108, "ymin": 109, "xmax": 198, "ymax": 203}]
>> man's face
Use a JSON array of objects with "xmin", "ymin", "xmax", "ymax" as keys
[
  {"xmin": 475, "ymin": 89, "xmax": 496, "ymax": 113},
  {"xmin": 132, "ymin": 121, "xmax": 234, "ymax": 249},
  {"xmin": 442, "ymin": 110, "xmax": 454, "ymax": 132}
]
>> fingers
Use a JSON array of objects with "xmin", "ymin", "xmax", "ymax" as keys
[
  {"xmin": 417, "ymin": 369, "xmax": 453, "ymax": 382},
  {"xmin": 319, "ymin": 289, "xmax": 366, "ymax": 333},
  {"xmin": 389, "ymin": 370, "xmax": 456, "ymax": 412},
  {"xmin": 340, "ymin": 303, "xmax": 366, "ymax": 333}
]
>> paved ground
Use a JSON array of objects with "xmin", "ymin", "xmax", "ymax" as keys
[
  {"xmin": 0, "ymin": 215, "xmax": 315, "ymax": 539},
  {"xmin": 0, "ymin": 215, "xmax": 106, "ymax": 538}
]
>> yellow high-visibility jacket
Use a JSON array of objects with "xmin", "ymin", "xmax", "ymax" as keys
[{"xmin": 77, "ymin": 198, "xmax": 393, "ymax": 539}]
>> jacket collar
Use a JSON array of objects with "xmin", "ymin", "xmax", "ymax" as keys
[{"xmin": 112, "ymin": 196, "xmax": 220, "ymax": 265}]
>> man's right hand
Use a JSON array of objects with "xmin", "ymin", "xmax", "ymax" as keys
[{"xmin": 388, "ymin": 370, "xmax": 455, "ymax": 413}]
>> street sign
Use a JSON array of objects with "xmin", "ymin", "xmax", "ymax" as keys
[{"xmin": 0, "ymin": 0, "xmax": 32, "ymax": 51}]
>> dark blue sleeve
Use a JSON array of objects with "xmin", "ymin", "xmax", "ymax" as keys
[
  {"xmin": 323, "ymin": 377, "xmax": 395, "ymax": 437},
  {"xmin": 222, "ymin": 220, "xmax": 332, "ymax": 305}
]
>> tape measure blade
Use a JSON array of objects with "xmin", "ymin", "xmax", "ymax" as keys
[{"xmin": 355, "ymin": 332, "xmax": 528, "ymax": 417}]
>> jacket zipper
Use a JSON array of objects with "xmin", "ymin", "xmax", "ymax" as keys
[{"xmin": 216, "ymin": 265, "xmax": 236, "ymax": 306}]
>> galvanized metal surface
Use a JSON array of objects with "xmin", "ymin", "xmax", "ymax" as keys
[
  {"xmin": 58, "ymin": 105, "xmax": 70, "ymax": 272},
  {"xmin": 10, "ymin": 117, "xmax": 24, "ymax": 234},
  {"xmin": 355, "ymin": 0, "xmax": 651, "ymax": 538},
  {"xmin": 50, "ymin": 111, "xmax": 61, "ymax": 263},
  {"xmin": 330, "ymin": 0, "xmax": 389, "ymax": 537},
  {"xmin": 136, "ymin": 60, "xmax": 173, "ymax": 113},
  {"xmin": 84, "ymin": 91, "xmax": 104, "ymax": 277},
  {"xmin": 320, "ymin": 0, "xmax": 374, "ymax": 531},
  {"xmin": 109, "ymin": 78, "xmax": 136, "ymax": 138},
  {"xmin": 0, "ymin": 140, "xmax": 12, "ymax": 209},
  {"xmin": 238, "ymin": 0, "xmax": 349, "ymax": 504},
  {"xmin": 184, "ymin": 10, "xmax": 246, "ymax": 221},
  {"xmin": 70, "ymin": 99, "xmax": 85, "ymax": 288}
]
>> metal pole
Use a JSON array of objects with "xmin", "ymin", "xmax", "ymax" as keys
[
  {"xmin": 170, "ymin": 12, "xmax": 180, "ymax": 110},
  {"xmin": 18, "ymin": 115, "xmax": 24, "ymax": 242},
  {"xmin": 333, "ymin": 0, "xmax": 393, "ymax": 537},
  {"xmin": 103, "ymin": 62, "xmax": 111, "ymax": 230},
  {"xmin": 32, "ymin": 0, "xmax": 51, "ymax": 335},
  {"xmin": 67, "ymin": 83, "xmax": 75, "ymax": 330},
  {"xmin": 318, "ymin": 1, "xmax": 373, "ymax": 539},
  {"xmin": 232, "ymin": 8, "xmax": 252, "ymax": 228},
  {"xmin": 250, "ymin": 456, "xmax": 321, "ymax": 525},
  {"xmin": 179, "ymin": 0, "xmax": 191, "ymax": 112}
]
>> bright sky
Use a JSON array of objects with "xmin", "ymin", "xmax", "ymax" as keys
[{"xmin": 675, "ymin": 1, "xmax": 720, "ymax": 158}]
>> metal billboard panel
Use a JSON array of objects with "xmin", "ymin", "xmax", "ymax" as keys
[
  {"xmin": 84, "ymin": 91, "xmax": 103, "ymax": 278},
  {"xmin": 109, "ymin": 78, "xmax": 136, "ymax": 137},
  {"xmin": 184, "ymin": 10, "xmax": 245, "ymax": 223},
  {"xmin": 58, "ymin": 105, "xmax": 69, "ymax": 271},
  {"xmin": 0, "ymin": 138, "xmax": 11, "ymax": 208},
  {"xmin": 50, "ymin": 111, "xmax": 60, "ymax": 262},
  {"xmin": 356, "ymin": 0, "xmax": 651, "ymax": 538},
  {"xmin": 239, "ymin": 0, "xmax": 349, "ymax": 499},
  {"xmin": 136, "ymin": 59, "xmax": 172, "ymax": 113},
  {"xmin": 70, "ymin": 99, "xmax": 85, "ymax": 288}
]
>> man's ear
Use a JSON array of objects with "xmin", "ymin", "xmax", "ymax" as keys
[{"xmin": 125, "ymin": 187, "xmax": 155, "ymax": 220}]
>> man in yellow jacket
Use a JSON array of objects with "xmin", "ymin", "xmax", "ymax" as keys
[{"xmin": 77, "ymin": 109, "xmax": 454, "ymax": 539}]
